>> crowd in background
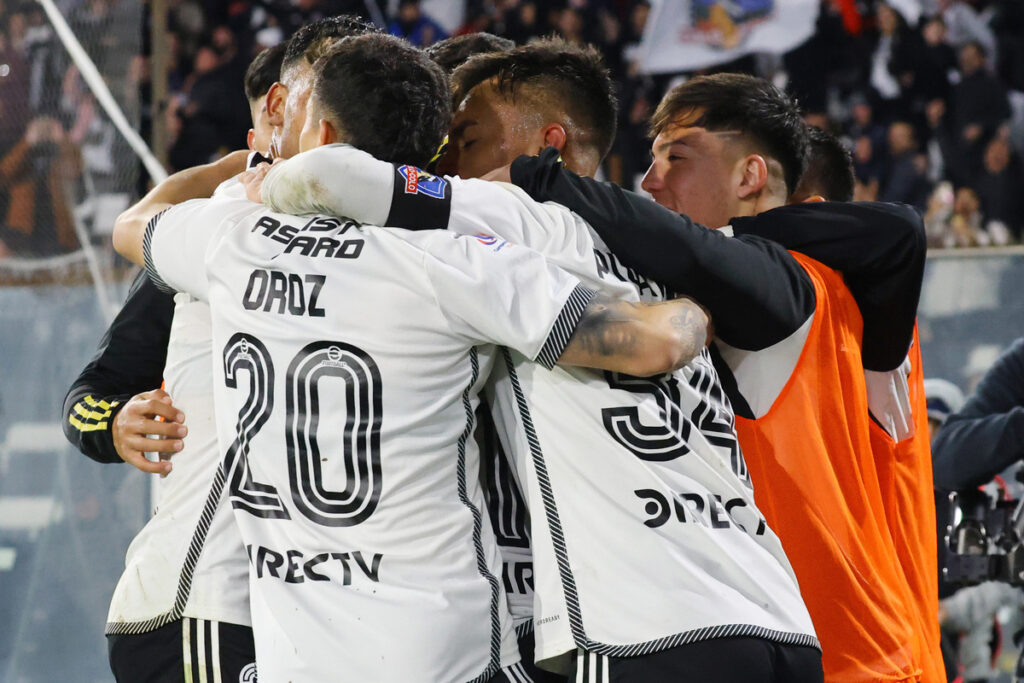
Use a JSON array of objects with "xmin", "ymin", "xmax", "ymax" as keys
[{"xmin": 0, "ymin": 0, "xmax": 1023, "ymax": 257}]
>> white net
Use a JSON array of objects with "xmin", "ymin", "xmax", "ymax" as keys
[
  {"xmin": 1, "ymin": 2, "xmax": 152, "ymax": 680},
  {"xmin": 0, "ymin": 0, "xmax": 152, "ymax": 309}
]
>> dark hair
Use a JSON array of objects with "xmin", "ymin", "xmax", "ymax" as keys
[
  {"xmin": 962, "ymin": 39, "xmax": 987, "ymax": 59},
  {"xmin": 795, "ymin": 126, "xmax": 854, "ymax": 202},
  {"xmin": 451, "ymin": 37, "xmax": 618, "ymax": 161},
  {"xmin": 311, "ymin": 34, "xmax": 451, "ymax": 167},
  {"xmin": 425, "ymin": 33, "xmax": 515, "ymax": 74},
  {"xmin": 281, "ymin": 15, "xmax": 378, "ymax": 78},
  {"xmin": 651, "ymin": 73, "xmax": 809, "ymax": 194},
  {"xmin": 243, "ymin": 43, "xmax": 286, "ymax": 102}
]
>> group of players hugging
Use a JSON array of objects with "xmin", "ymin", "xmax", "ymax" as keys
[{"xmin": 62, "ymin": 13, "xmax": 938, "ymax": 683}]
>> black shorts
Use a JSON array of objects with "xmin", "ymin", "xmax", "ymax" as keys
[
  {"xmin": 567, "ymin": 637, "xmax": 824, "ymax": 683},
  {"xmin": 107, "ymin": 617, "xmax": 256, "ymax": 683},
  {"xmin": 486, "ymin": 627, "xmax": 571, "ymax": 682}
]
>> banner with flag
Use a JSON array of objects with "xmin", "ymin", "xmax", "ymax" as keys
[{"xmin": 637, "ymin": 0, "xmax": 821, "ymax": 74}]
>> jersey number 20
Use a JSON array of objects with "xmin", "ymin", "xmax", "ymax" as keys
[{"xmin": 222, "ymin": 333, "xmax": 383, "ymax": 527}]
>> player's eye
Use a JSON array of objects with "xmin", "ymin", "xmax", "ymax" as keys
[{"xmin": 461, "ymin": 139, "xmax": 476, "ymax": 150}]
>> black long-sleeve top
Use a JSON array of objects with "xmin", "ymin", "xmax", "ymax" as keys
[
  {"xmin": 509, "ymin": 148, "xmax": 926, "ymax": 373},
  {"xmin": 932, "ymin": 338, "xmax": 1024, "ymax": 492},
  {"xmin": 62, "ymin": 271, "xmax": 174, "ymax": 463}
]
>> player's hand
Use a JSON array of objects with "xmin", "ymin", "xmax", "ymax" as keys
[
  {"xmin": 481, "ymin": 163, "xmax": 512, "ymax": 183},
  {"xmin": 112, "ymin": 389, "xmax": 187, "ymax": 475},
  {"xmin": 240, "ymin": 161, "xmax": 274, "ymax": 203}
]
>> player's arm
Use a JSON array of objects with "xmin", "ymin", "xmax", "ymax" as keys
[
  {"xmin": 729, "ymin": 201, "xmax": 926, "ymax": 371},
  {"xmin": 932, "ymin": 339, "xmax": 1024, "ymax": 492},
  {"xmin": 508, "ymin": 148, "xmax": 814, "ymax": 351},
  {"xmin": 254, "ymin": 144, "xmax": 576, "ymax": 257},
  {"xmin": 422, "ymin": 232, "xmax": 710, "ymax": 377},
  {"xmin": 557, "ymin": 295, "xmax": 710, "ymax": 376},
  {"xmin": 62, "ymin": 270, "xmax": 182, "ymax": 472},
  {"xmin": 113, "ymin": 150, "xmax": 249, "ymax": 267}
]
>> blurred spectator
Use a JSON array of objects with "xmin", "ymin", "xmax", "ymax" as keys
[
  {"xmin": 388, "ymin": 0, "xmax": 447, "ymax": 47},
  {"xmin": 940, "ymin": 0, "xmax": 997, "ymax": 60},
  {"xmin": 902, "ymin": 16, "xmax": 957, "ymax": 112},
  {"xmin": 948, "ymin": 41, "xmax": 1011, "ymax": 173},
  {"xmin": 992, "ymin": 0, "xmax": 1024, "ymax": 91},
  {"xmin": 499, "ymin": 1, "xmax": 542, "ymax": 46},
  {"xmin": 869, "ymin": 3, "xmax": 915, "ymax": 121},
  {"xmin": 167, "ymin": 44, "xmax": 249, "ymax": 170},
  {"xmin": 881, "ymin": 121, "xmax": 931, "ymax": 208},
  {"xmin": 849, "ymin": 102, "xmax": 887, "ymax": 200},
  {"xmin": 22, "ymin": 5, "xmax": 62, "ymax": 113},
  {"xmin": 0, "ymin": 0, "xmax": 1013, "ymax": 250},
  {"xmin": 0, "ymin": 116, "xmax": 81, "ymax": 257},
  {"xmin": 0, "ymin": 25, "xmax": 29, "ymax": 157},
  {"xmin": 975, "ymin": 134, "xmax": 1024, "ymax": 239},
  {"xmin": 71, "ymin": 0, "xmax": 118, "ymax": 75},
  {"xmin": 925, "ymin": 184, "xmax": 998, "ymax": 248}
]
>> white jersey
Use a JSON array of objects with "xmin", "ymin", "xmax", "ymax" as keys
[
  {"xmin": 262, "ymin": 146, "xmax": 818, "ymax": 671},
  {"xmin": 106, "ymin": 175, "xmax": 254, "ymax": 635},
  {"xmin": 144, "ymin": 193, "xmax": 595, "ymax": 682}
]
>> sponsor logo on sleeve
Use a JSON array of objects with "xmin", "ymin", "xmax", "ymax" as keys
[{"xmin": 397, "ymin": 165, "xmax": 448, "ymax": 199}]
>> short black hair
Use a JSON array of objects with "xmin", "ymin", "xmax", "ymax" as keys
[
  {"xmin": 795, "ymin": 126, "xmax": 854, "ymax": 202},
  {"xmin": 425, "ymin": 33, "xmax": 515, "ymax": 74},
  {"xmin": 281, "ymin": 15, "xmax": 378, "ymax": 79},
  {"xmin": 244, "ymin": 43, "xmax": 286, "ymax": 102},
  {"xmin": 451, "ymin": 37, "xmax": 618, "ymax": 162},
  {"xmin": 651, "ymin": 73, "xmax": 809, "ymax": 195},
  {"xmin": 311, "ymin": 33, "xmax": 451, "ymax": 168}
]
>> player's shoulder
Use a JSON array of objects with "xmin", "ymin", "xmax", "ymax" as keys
[
  {"xmin": 163, "ymin": 195, "xmax": 263, "ymax": 226},
  {"xmin": 493, "ymin": 182, "xmax": 583, "ymax": 223}
]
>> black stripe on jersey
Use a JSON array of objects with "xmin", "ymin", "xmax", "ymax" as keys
[
  {"xmin": 535, "ymin": 285, "xmax": 598, "ymax": 370},
  {"xmin": 503, "ymin": 350, "xmax": 822, "ymax": 658},
  {"xmin": 502, "ymin": 349, "xmax": 588, "ymax": 645},
  {"xmin": 514, "ymin": 619, "xmax": 534, "ymax": 639},
  {"xmin": 105, "ymin": 464, "xmax": 229, "ymax": 635},
  {"xmin": 143, "ymin": 208, "xmax": 176, "ymax": 294},
  {"xmin": 478, "ymin": 404, "xmax": 530, "ymax": 549},
  {"xmin": 459, "ymin": 348, "xmax": 503, "ymax": 683},
  {"xmin": 587, "ymin": 624, "xmax": 819, "ymax": 657}
]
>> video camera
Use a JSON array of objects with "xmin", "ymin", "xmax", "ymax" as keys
[{"xmin": 944, "ymin": 487, "xmax": 1024, "ymax": 587}]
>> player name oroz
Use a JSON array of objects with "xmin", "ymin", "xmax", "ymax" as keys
[
  {"xmin": 247, "ymin": 544, "xmax": 383, "ymax": 586},
  {"xmin": 242, "ymin": 269, "xmax": 326, "ymax": 317}
]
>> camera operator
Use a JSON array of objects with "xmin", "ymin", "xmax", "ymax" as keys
[{"xmin": 932, "ymin": 340, "xmax": 1024, "ymax": 682}]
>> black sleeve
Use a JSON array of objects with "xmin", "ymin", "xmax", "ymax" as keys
[
  {"xmin": 931, "ymin": 339, "xmax": 1024, "ymax": 492},
  {"xmin": 509, "ymin": 148, "xmax": 815, "ymax": 351},
  {"xmin": 729, "ymin": 201, "xmax": 926, "ymax": 371},
  {"xmin": 62, "ymin": 271, "xmax": 175, "ymax": 463}
]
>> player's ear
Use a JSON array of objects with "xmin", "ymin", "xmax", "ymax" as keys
[
  {"xmin": 736, "ymin": 154, "xmax": 769, "ymax": 199},
  {"xmin": 266, "ymin": 82, "xmax": 288, "ymax": 128},
  {"xmin": 246, "ymin": 129, "xmax": 255, "ymax": 151},
  {"xmin": 540, "ymin": 124, "xmax": 567, "ymax": 154},
  {"xmin": 318, "ymin": 119, "xmax": 338, "ymax": 146}
]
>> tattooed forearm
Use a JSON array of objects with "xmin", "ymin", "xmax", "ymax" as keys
[
  {"xmin": 571, "ymin": 295, "xmax": 644, "ymax": 357},
  {"xmin": 670, "ymin": 303, "xmax": 710, "ymax": 364},
  {"xmin": 558, "ymin": 294, "xmax": 711, "ymax": 377}
]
